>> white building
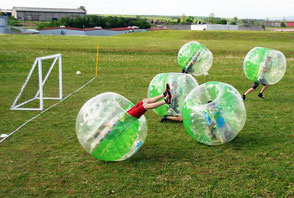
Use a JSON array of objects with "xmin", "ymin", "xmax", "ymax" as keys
[
  {"xmin": 12, "ymin": 7, "xmax": 86, "ymax": 21},
  {"xmin": 191, "ymin": 24, "xmax": 239, "ymax": 31}
]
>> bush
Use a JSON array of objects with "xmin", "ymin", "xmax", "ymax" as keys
[
  {"xmin": 229, "ymin": 17, "xmax": 238, "ymax": 25},
  {"xmin": 37, "ymin": 15, "xmax": 151, "ymax": 30},
  {"xmin": 217, "ymin": 18, "xmax": 228, "ymax": 25},
  {"xmin": 37, "ymin": 21, "xmax": 61, "ymax": 29},
  {"xmin": 186, "ymin": 16, "xmax": 194, "ymax": 24},
  {"xmin": 8, "ymin": 17, "xmax": 21, "ymax": 26}
]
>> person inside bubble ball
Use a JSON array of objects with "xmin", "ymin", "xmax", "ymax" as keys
[
  {"xmin": 161, "ymin": 81, "xmax": 183, "ymax": 123},
  {"xmin": 182, "ymin": 51, "xmax": 201, "ymax": 74},
  {"xmin": 242, "ymin": 56, "xmax": 272, "ymax": 100},
  {"xmin": 162, "ymin": 51, "xmax": 201, "ymax": 122},
  {"xmin": 203, "ymin": 101, "xmax": 231, "ymax": 143},
  {"xmin": 161, "ymin": 65, "xmax": 199, "ymax": 123},
  {"xmin": 92, "ymin": 84, "xmax": 173, "ymax": 141},
  {"xmin": 170, "ymin": 81, "xmax": 180, "ymax": 114}
]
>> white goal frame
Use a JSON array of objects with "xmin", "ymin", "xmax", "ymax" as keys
[{"xmin": 11, "ymin": 54, "xmax": 63, "ymax": 111}]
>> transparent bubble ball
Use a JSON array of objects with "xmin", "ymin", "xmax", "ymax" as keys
[
  {"xmin": 148, "ymin": 73, "xmax": 198, "ymax": 116},
  {"xmin": 76, "ymin": 92, "xmax": 148, "ymax": 161},
  {"xmin": 243, "ymin": 47, "xmax": 287, "ymax": 85},
  {"xmin": 182, "ymin": 82, "xmax": 246, "ymax": 145},
  {"xmin": 178, "ymin": 41, "xmax": 213, "ymax": 76}
]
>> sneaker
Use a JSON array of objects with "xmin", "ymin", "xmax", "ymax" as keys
[
  {"xmin": 258, "ymin": 93, "xmax": 265, "ymax": 99},
  {"xmin": 163, "ymin": 83, "xmax": 170, "ymax": 97},
  {"xmin": 160, "ymin": 115, "xmax": 168, "ymax": 122},
  {"xmin": 164, "ymin": 90, "xmax": 172, "ymax": 104},
  {"xmin": 242, "ymin": 94, "xmax": 246, "ymax": 101}
]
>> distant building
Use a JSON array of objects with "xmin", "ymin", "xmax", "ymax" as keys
[
  {"xmin": 0, "ymin": 16, "xmax": 11, "ymax": 34},
  {"xmin": 191, "ymin": 24, "xmax": 238, "ymax": 31},
  {"xmin": 264, "ymin": 20, "xmax": 294, "ymax": 27},
  {"xmin": 39, "ymin": 26, "xmax": 147, "ymax": 36},
  {"xmin": 0, "ymin": 16, "xmax": 8, "ymax": 27},
  {"xmin": 286, "ymin": 21, "xmax": 294, "ymax": 27},
  {"xmin": 264, "ymin": 20, "xmax": 281, "ymax": 27},
  {"xmin": 11, "ymin": 7, "xmax": 86, "ymax": 21},
  {"xmin": 165, "ymin": 25, "xmax": 191, "ymax": 30},
  {"xmin": 163, "ymin": 24, "xmax": 263, "ymax": 31},
  {"xmin": 0, "ymin": 9, "xmax": 12, "ymax": 17},
  {"xmin": 239, "ymin": 25, "xmax": 263, "ymax": 31}
]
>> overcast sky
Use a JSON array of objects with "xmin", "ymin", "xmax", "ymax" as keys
[{"xmin": 2, "ymin": 0, "xmax": 294, "ymax": 19}]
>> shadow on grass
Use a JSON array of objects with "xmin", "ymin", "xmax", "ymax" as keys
[{"xmin": 127, "ymin": 129, "xmax": 286, "ymax": 164}]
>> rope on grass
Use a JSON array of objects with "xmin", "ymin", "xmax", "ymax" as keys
[{"xmin": 0, "ymin": 77, "xmax": 96, "ymax": 144}]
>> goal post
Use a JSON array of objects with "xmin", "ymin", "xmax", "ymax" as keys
[{"xmin": 11, "ymin": 54, "xmax": 62, "ymax": 111}]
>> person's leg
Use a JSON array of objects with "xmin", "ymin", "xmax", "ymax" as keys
[
  {"xmin": 143, "ymin": 100, "xmax": 166, "ymax": 110},
  {"xmin": 243, "ymin": 82, "xmax": 259, "ymax": 100},
  {"xmin": 160, "ymin": 115, "xmax": 183, "ymax": 122},
  {"xmin": 215, "ymin": 130, "xmax": 226, "ymax": 143},
  {"xmin": 260, "ymin": 85, "xmax": 270, "ymax": 94},
  {"xmin": 127, "ymin": 88, "xmax": 171, "ymax": 119},
  {"xmin": 258, "ymin": 85, "xmax": 270, "ymax": 99},
  {"xmin": 167, "ymin": 115, "xmax": 183, "ymax": 122},
  {"xmin": 215, "ymin": 126, "xmax": 228, "ymax": 143},
  {"xmin": 244, "ymin": 88, "xmax": 255, "ymax": 95},
  {"xmin": 143, "ymin": 94, "xmax": 164, "ymax": 104},
  {"xmin": 127, "ymin": 100, "xmax": 166, "ymax": 119},
  {"xmin": 144, "ymin": 83, "xmax": 171, "ymax": 103}
]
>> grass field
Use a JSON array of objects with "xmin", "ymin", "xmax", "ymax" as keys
[{"xmin": 0, "ymin": 31, "xmax": 294, "ymax": 197}]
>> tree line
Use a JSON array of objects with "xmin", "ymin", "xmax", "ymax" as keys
[
  {"xmin": 150, "ymin": 14, "xmax": 265, "ymax": 26},
  {"xmin": 38, "ymin": 15, "xmax": 151, "ymax": 29}
]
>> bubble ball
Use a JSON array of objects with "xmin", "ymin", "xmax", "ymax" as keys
[
  {"xmin": 182, "ymin": 82, "xmax": 246, "ymax": 145},
  {"xmin": 148, "ymin": 73, "xmax": 198, "ymax": 116},
  {"xmin": 76, "ymin": 92, "xmax": 148, "ymax": 161},
  {"xmin": 178, "ymin": 41, "xmax": 213, "ymax": 76},
  {"xmin": 243, "ymin": 47, "xmax": 287, "ymax": 85}
]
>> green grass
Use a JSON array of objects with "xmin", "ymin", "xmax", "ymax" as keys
[{"xmin": 0, "ymin": 31, "xmax": 294, "ymax": 197}]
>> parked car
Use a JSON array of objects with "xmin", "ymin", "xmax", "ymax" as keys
[{"xmin": 26, "ymin": 29, "xmax": 39, "ymax": 34}]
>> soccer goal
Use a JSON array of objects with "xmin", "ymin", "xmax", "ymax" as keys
[{"xmin": 11, "ymin": 54, "xmax": 63, "ymax": 111}]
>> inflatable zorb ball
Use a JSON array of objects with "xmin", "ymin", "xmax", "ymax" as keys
[
  {"xmin": 76, "ymin": 92, "xmax": 147, "ymax": 161},
  {"xmin": 178, "ymin": 41, "xmax": 213, "ymax": 76},
  {"xmin": 243, "ymin": 47, "xmax": 287, "ymax": 85},
  {"xmin": 182, "ymin": 82, "xmax": 246, "ymax": 145},
  {"xmin": 148, "ymin": 73, "xmax": 198, "ymax": 116}
]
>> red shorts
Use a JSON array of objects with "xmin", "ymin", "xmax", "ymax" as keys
[{"xmin": 127, "ymin": 100, "xmax": 147, "ymax": 118}]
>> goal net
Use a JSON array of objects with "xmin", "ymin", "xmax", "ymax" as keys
[{"xmin": 11, "ymin": 54, "xmax": 62, "ymax": 111}]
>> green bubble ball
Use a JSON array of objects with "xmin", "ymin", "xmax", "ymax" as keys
[
  {"xmin": 148, "ymin": 73, "xmax": 198, "ymax": 116},
  {"xmin": 182, "ymin": 82, "xmax": 246, "ymax": 145},
  {"xmin": 76, "ymin": 92, "xmax": 147, "ymax": 161},
  {"xmin": 178, "ymin": 41, "xmax": 213, "ymax": 76},
  {"xmin": 243, "ymin": 47, "xmax": 287, "ymax": 85}
]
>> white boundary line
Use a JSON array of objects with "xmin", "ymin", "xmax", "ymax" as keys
[{"xmin": 0, "ymin": 77, "xmax": 96, "ymax": 144}]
